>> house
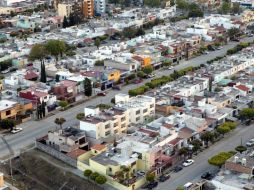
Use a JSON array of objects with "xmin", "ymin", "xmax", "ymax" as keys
[
  {"xmin": 0, "ymin": 98, "xmax": 33, "ymax": 122},
  {"xmin": 51, "ymin": 80, "xmax": 78, "ymax": 103},
  {"xmin": 132, "ymin": 55, "xmax": 151, "ymax": 68},
  {"xmin": 19, "ymin": 88, "xmax": 57, "ymax": 106},
  {"xmin": 46, "ymin": 127, "xmax": 89, "ymax": 153}
]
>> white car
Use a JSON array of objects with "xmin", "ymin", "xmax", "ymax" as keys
[
  {"xmin": 246, "ymin": 139, "xmax": 254, "ymax": 147},
  {"xmin": 11, "ymin": 127, "xmax": 23, "ymax": 134},
  {"xmin": 182, "ymin": 159, "xmax": 194, "ymax": 167},
  {"xmin": 168, "ymin": 66, "xmax": 174, "ymax": 70}
]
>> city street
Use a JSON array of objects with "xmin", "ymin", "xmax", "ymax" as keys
[
  {"xmin": 0, "ymin": 36, "xmax": 254, "ymax": 160},
  {"xmin": 157, "ymin": 124, "xmax": 254, "ymax": 190}
]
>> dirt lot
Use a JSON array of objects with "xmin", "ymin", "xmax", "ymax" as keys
[{"xmin": 0, "ymin": 149, "xmax": 103, "ymax": 190}]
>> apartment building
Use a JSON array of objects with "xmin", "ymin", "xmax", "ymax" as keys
[
  {"xmin": 83, "ymin": 0, "xmax": 94, "ymax": 18},
  {"xmin": 80, "ymin": 106, "xmax": 129, "ymax": 140},
  {"xmin": 94, "ymin": 0, "xmax": 106, "ymax": 15},
  {"xmin": 114, "ymin": 94, "xmax": 156, "ymax": 124},
  {"xmin": 58, "ymin": 2, "xmax": 73, "ymax": 17}
]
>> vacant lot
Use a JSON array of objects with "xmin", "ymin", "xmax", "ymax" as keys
[{"xmin": 0, "ymin": 149, "xmax": 103, "ymax": 190}]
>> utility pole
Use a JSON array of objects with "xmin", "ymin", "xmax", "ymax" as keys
[{"xmin": 0, "ymin": 135, "xmax": 14, "ymax": 185}]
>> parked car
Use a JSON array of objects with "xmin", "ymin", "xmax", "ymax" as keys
[
  {"xmin": 245, "ymin": 119, "xmax": 252, "ymax": 126},
  {"xmin": 97, "ymin": 92, "xmax": 106, "ymax": 96},
  {"xmin": 216, "ymin": 46, "xmax": 223, "ymax": 50},
  {"xmin": 232, "ymin": 38, "xmax": 240, "ymax": 42},
  {"xmin": 168, "ymin": 66, "xmax": 174, "ymax": 70},
  {"xmin": 1, "ymin": 68, "xmax": 10, "ymax": 74},
  {"xmin": 173, "ymin": 166, "xmax": 183, "ymax": 172},
  {"xmin": 201, "ymin": 172, "xmax": 214, "ymax": 180},
  {"xmin": 204, "ymin": 51, "xmax": 209, "ymax": 54},
  {"xmin": 246, "ymin": 139, "xmax": 254, "ymax": 147},
  {"xmin": 112, "ymin": 85, "xmax": 121, "ymax": 90},
  {"xmin": 158, "ymin": 174, "xmax": 170, "ymax": 182},
  {"xmin": 137, "ymin": 171, "xmax": 145, "ymax": 176},
  {"xmin": 147, "ymin": 181, "xmax": 158, "ymax": 189},
  {"xmin": 11, "ymin": 127, "xmax": 23, "ymax": 134},
  {"xmin": 182, "ymin": 159, "xmax": 194, "ymax": 167},
  {"xmin": 134, "ymin": 78, "xmax": 143, "ymax": 84}
]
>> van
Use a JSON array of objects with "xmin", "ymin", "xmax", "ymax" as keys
[{"xmin": 183, "ymin": 182, "xmax": 193, "ymax": 189}]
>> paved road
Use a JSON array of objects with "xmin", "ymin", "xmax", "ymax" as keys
[
  {"xmin": 1, "ymin": 36, "xmax": 254, "ymax": 159},
  {"xmin": 156, "ymin": 124, "xmax": 254, "ymax": 190}
]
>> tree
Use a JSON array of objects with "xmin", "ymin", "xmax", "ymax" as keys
[
  {"xmin": 176, "ymin": 187, "xmax": 184, "ymax": 190},
  {"xmin": 137, "ymin": 71, "xmax": 145, "ymax": 78},
  {"xmin": 63, "ymin": 16, "xmax": 69, "ymax": 28},
  {"xmin": 45, "ymin": 40, "xmax": 66, "ymax": 61},
  {"xmin": 219, "ymin": 2, "xmax": 231, "ymax": 14},
  {"xmin": 239, "ymin": 108, "xmax": 254, "ymax": 120},
  {"xmin": 76, "ymin": 113, "xmax": 85, "ymax": 120},
  {"xmin": 188, "ymin": 3, "xmax": 204, "ymax": 18},
  {"xmin": 95, "ymin": 175, "xmax": 107, "ymax": 184},
  {"xmin": 94, "ymin": 38, "xmax": 101, "ymax": 49},
  {"xmin": 84, "ymin": 169, "xmax": 93, "ymax": 177},
  {"xmin": 90, "ymin": 172, "xmax": 99, "ymax": 181},
  {"xmin": 235, "ymin": 145, "xmax": 247, "ymax": 153},
  {"xmin": 208, "ymin": 152, "xmax": 234, "ymax": 167},
  {"xmin": 144, "ymin": 0, "xmax": 161, "ymax": 7},
  {"xmin": 190, "ymin": 139, "xmax": 202, "ymax": 153},
  {"xmin": 227, "ymin": 27, "xmax": 240, "ymax": 39},
  {"xmin": 122, "ymin": 27, "xmax": 137, "ymax": 39},
  {"xmin": 59, "ymin": 101, "xmax": 68, "ymax": 110},
  {"xmin": 176, "ymin": 0, "xmax": 188, "ymax": 10},
  {"xmin": 179, "ymin": 147, "xmax": 188, "ymax": 160},
  {"xmin": 231, "ymin": 2, "xmax": 242, "ymax": 14},
  {"xmin": 29, "ymin": 44, "xmax": 47, "ymax": 61},
  {"xmin": 40, "ymin": 62, "xmax": 47, "ymax": 83},
  {"xmin": 0, "ymin": 119, "xmax": 16, "ymax": 131},
  {"xmin": 54, "ymin": 117, "xmax": 66, "ymax": 129},
  {"xmin": 136, "ymin": 27, "xmax": 145, "ymax": 36},
  {"xmin": 162, "ymin": 60, "xmax": 172, "ymax": 67},
  {"xmin": 146, "ymin": 172, "xmax": 155, "ymax": 182},
  {"xmin": 216, "ymin": 125, "xmax": 231, "ymax": 136},
  {"xmin": 84, "ymin": 78, "xmax": 92, "ymax": 96},
  {"xmin": 142, "ymin": 65, "xmax": 153, "ymax": 75},
  {"xmin": 130, "ymin": 47, "xmax": 136, "ymax": 53},
  {"xmin": 200, "ymin": 131, "xmax": 214, "ymax": 146}
]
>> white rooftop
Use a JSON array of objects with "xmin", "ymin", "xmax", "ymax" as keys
[{"xmin": 0, "ymin": 100, "xmax": 17, "ymax": 111}]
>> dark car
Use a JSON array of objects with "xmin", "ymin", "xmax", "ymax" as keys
[
  {"xmin": 159, "ymin": 174, "xmax": 170, "ymax": 182},
  {"xmin": 97, "ymin": 92, "xmax": 106, "ymax": 96},
  {"xmin": 173, "ymin": 166, "xmax": 183, "ymax": 172},
  {"xmin": 147, "ymin": 181, "xmax": 158, "ymax": 189},
  {"xmin": 201, "ymin": 172, "xmax": 214, "ymax": 180},
  {"xmin": 112, "ymin": 85, "xmax": 121, "ymax": 90},
  {"xmin": 134, "ymin": 78, "xmax": 143, "ymax": 84}
]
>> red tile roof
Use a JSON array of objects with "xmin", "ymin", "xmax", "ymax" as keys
[
  {"xmin": 24, "ymin": 71, "xmax": 38, "ymax": 80},
  {"xmin": 91, "ymin": 144, "xmax": 106, "ymax": 151},
  {"xmin": 235, "ymin": 84, "xmax": 249, "ymax": 92},
  {"xmin": 163, "ymin": 123, "xmax": 174, "ymax": 129},
  {"xmin": 67, "ymin": 149, "xmax": 86, "ymax": 158},
  {"xmin": 169, "ymin": 137, "xmax": 182, "ymax": 146},
  {"xmin": 60, "ymin": 80, "xmax": 77, "ymax": 87}
]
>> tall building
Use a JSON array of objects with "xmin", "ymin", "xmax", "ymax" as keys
[
  {"xmin": 83, "ymin": 0, "xmax": 94, "ymax": 18},
  {"xmin": 57, "ymin": 2, "xmax": 73, "ymax": 17},
  {"xmin": 94, "ymin": 0, "xmax": 106, "ymax": 15}
]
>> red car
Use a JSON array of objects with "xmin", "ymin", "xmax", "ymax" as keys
[{"xmin": 97, "ymin": 92, "xmax": 106, "ymax": 96}]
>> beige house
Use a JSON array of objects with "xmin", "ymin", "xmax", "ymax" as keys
[{"xmin": 58, "ymin": 2, "xmax": 73, "ymax": 17}]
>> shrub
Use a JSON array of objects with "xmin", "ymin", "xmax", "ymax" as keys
[
  {"xmin": 84, "ymin": 169, "xmax": 92, "ymax": 177},
  {"xmin": 90, "ymin": 172, "xmax": 100, "ymax": 181},
  {"xmin": 95, "ymin": 175, "xmax": 107, "ymax": 184},
  {"xmin": 208, "ymin": 151, "xmax": 234, "ymax": 167},
  {"xmin": 76, "ymin": 113, "xmax": 85, "ymax": 120}
]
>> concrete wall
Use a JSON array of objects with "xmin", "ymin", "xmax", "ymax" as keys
[{"xmin": 35, "ymin": 141, "xmax": 77, "ymax": 167}]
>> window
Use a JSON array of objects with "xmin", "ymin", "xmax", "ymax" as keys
[
  {"xmin": 6, "ymin": 110, "xmax": 11, "ymax": 116},
  {"xmin": 150, "ymin": 104, "xmax": 154, "ymax": 108},
  {"xmin": 105, "ymin": 124, "xmax": 110, "ymax": 129},
  {"xmin": 105, "ymin": 131, "xmax": 110, "ymax": 136},
  {"xmin": 143, "ymin": 109, "xmax": 148, "ymax": 113},
  {"xmin": 136, "ymin": 117, "xmax": 140, "ymax": 122},
  {"xmin": 121, "ymin": 124, "xmax": 125, "ymax": 128},
  {"xmin": 114, "ymin": 129, "xmax": 118, "ymax": 133},
  {"xmin": 136, "ymin": 110, "xmax": 140, "ymax": 115},
  {"xmin": 114, "ymin": 123, "xmax": 118, "ymax": 127},
  {"xmin": 121, "ymin": 117, "xmax": 126, "ymax": 122},
  {"xmin": 109, "ymin": 167, "xmax": 112, "ymax": 172}
]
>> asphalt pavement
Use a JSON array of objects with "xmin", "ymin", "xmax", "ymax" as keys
[{"xmin": 0, "ymin": 36, "xmax": 254, "ymax": 163}]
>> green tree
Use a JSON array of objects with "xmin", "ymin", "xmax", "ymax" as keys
[
  {"xmin": 130, "ymin": 47, "xmax": 136, "ymax": 53},
  {"xmin": 179, "ymin": 147, "xmax": 188, "ymax": 160},
  {"xmin": 63, "ymin": 16, "xmax": 69, "ymax": 28},
  {"xmin": 29, "ymin": 44, "xmax": 47, "ymax": 61},
  {"xmin": 239, "ymin": 108, "xmax": 254, "ymax": 120},
  {"xmin": 176, "ymin": 0, "xmax": 188, "ymax": 10},
  {"xmin": 137, "ymin": 71, "xmax": 145, "ymax": 78},
  {"xmin": 219, "ymin": 2, "xmax": 231, "ymax": 14},
  {"xmin": 45, "ymin": 40, "xmax": 66, "ymax": 61},
  {"xmin": 146, "ymin": 172, "xmax": 155, "ymax": 182},
  {"xmin": 190, "ymin": 139, "xmax": 202, "ymax": 152},
  {"xmin": 142, "ymin": 65, "xmax": 153, "ymax": 74},
  {"xmin": 40, "ymin": 62, "xmax": 47, "ymax": 83},
  {"xmin": 54, "ymin": 117, "xmax": 66, "ymax": 129},
  {"xmin": 231, "ymin": 2, "xmax": 242, "ymax": 14},
  {"xmin": 95, "ymin": 175, "xmax": 107, "ymax": 184},
  {"xmin": 84, "ymin": 78, "xmax": 92, "ymax": 96},
  {"xmin": 144, "ymin": 0, "xmax": 161, "ymax": 7},
  {"xmin": 200, "ymin": 131, "xmax": 214, "ymax": 146},
  {"xmin": 176, "ymin": 187, "xmax": 184, "ymax": 190},
  {"xmin": 84, "ymin": 169, "xmax": 93, "ymax": 177},
  {"xmin": 208, "ymin": 152, "xmax": 234, "ymax": 167},
  {"xmin": 188, "ymin": 3, "xmax": 204, "ymax": 18},
  {"xmin": 0, "ymin": 119, "xmax": 16, "ymax": 131},
  {"xmin": 76, "ymin": 113, "xmax": 85, "ymax": 120},
  {"xmin": 95, "ymin": 60, "xmax": 104, "ymax": 66},
  {"xmin": 227, "ymin": 27, "xmax": 240, "ymax": 39},
  {"xmin": 94, "ymin": 38, "xmax": 101, "ymax": 49},
  {"xmin": 162, "ymin": 60, "xmax": 172, "ymax": 67},
  {"xmin": 122, "ymin": 27, "xmax": 137, "ymax": 39},
  {"xmin": 217, "ymin": 125, "xmax": 231, "ymax": 136},
  {"xmin": 59, "ymin": 101, "xmax": 68, "ymax": 110},
  {"xmin": 90, "ymin": 172, "xmax": 99, "ymax": 181},
  {"xmin": 235, "ymin": 145, "xmax": 247, "ymax": 153}
]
